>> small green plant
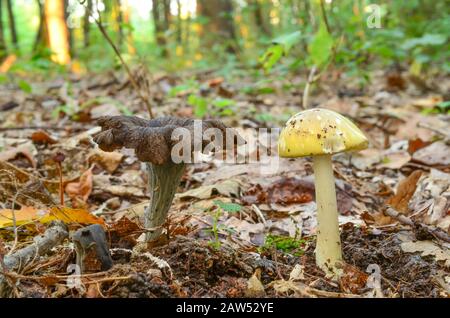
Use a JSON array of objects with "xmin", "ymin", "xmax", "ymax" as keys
[
  {"xmin": 17, "ymin": 80, "xmax": 33, "ymax": 94},
  {"xmin": 206, "ymin": 200, "xmax": 242, "ymax": 250},
  {"xmin": 421, "ymin": 101, "xmax": 450, "ymax": 115},
  {"xmin": 52, "ymin": 96, "xmax": 132, "ymax": 120},
  {"xmin": 168, "ymin": 78, "xmax": 200, "ymax": 97},
  {"xmin": 259, "ymin": 234, "xmax": 307, "ymax": 257},
  {"xmin": 187, "ymin": 94, "xmax": 236, "ymax": 118}
]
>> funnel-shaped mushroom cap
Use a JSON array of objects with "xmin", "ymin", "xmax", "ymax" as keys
[{"xmin": 278, "ymin": 108, "xmax": 368, "ymax": 158}]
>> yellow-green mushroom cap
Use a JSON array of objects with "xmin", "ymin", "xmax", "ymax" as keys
[{"xmin": 278, "ymin": 108, "xmax": 368, "ymax": 158}]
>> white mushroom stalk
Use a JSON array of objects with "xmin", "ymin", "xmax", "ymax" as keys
[
  {"xmin": 312, "ymin": 154, "xmax": 342, "ymax": 275},
  {"xmin": 278, "ymin": 108, "xmax": 368, "ymax": 278}
]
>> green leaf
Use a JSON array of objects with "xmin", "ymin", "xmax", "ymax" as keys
[
  {"xmin": 402, "ymin": 34, "xmax": 447, "ymax": 50},
  {"xmin": 272, "ymin": 31, "xmax": 302, "ymax": 52},
  {"xmin": 0, "ymin": 74, "xmax": 7, "ymax": 84},
  {"xmin": 436, "ymin": 101, "xmax": 450, "ymax": 111},
  {"xmin": 168, "ymin": 84, "xmax": 191, "ymax": 97},
  {"xmin": 188, "ymin": 94, "xmax": 208, "ymax": 118},
  {"xmin": 120, "ymin": 22, "xmax": 134, "ymax": 32},
  {"xmin": 214, "ymin": 200, "xmax": 242, "ymax": 213},
  {"xmin": 308, "ymin": 23, "xmax": 334, "ymax": 67},
  {"xmin": 213, "ymin": 98, "xmax": 234, "ymax": 108},
  {"xmin": 18, "ymin": 80, "xmax": 32, "ymax": 93},
  {"xmin": 259, "ymin": 44, "xmax": 284, "ymax": 72}
]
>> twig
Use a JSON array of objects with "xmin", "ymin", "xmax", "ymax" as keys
[
  {"xmin": 251, "ymin": 204, "xmax": 267, "ymax": 225},
  {"xmin": 319, "ymin": 0, "xmax": 331, "ymax": 34},
  {"xmin": 302, "ymin": 65, "xmax": 317, "ymax": 109},
  {"xmin": 384, "ymin": 206, "xmax": 450, "ymax": 243},
  {"xmin": 80, "ymin": 1, "xmax": 154, "ymax": 118},
  {"xmin": 0, "ymin": 221, "xmax": 69, "ymax": 296},
  {"xmin": 0, "ymin": 126, "xmax": 81, "ymax": 132},
  {"xmin": 417, "ymin": 122, "xmax": 450, "ymax": 144}
]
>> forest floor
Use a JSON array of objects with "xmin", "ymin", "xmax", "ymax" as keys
[{"xmin": 0, "ymin": 67, "xmax": 449, "ymax": 298}]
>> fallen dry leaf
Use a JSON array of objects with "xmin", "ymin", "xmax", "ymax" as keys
[
  {"xmin": 378, "ymin": 151, "xmax": 411, "ymax": 170},
  {"xmin": 223, "ymin": 216, "xmax": 265, "ymax": 245},
  {"xmin": 0, "ymin": 141, "xmax": 37, "ymax": 168},
  {"xmin": 31, "ymin": 130, "xmax": 57, "ymax": 144},
  {"xmin": 245, "ymin": 269, "xmax": 266, "ymax": 297},
  {"xmin": 177, "ymin": 179, "xmax": 241, "ymax": 200},
  {"xmin": 0, "ymin": 206, "xmax": 45, "ymax": 228},
  {"xmin": 45, "ymin": 206, "xmax": 105, "ymax": 226},
  {"xmin": 242, "ymin": 177, "xmax": 314, "ymax": 206},
  {"xmin": 400, "ymin": 241, "xmax": 450, "ymax": 267},
  {"xmin": 412, "ymin": 141, "xmax": 450, "ymax": 167},
  {"xmin": 88, "ymin": 149, "xmax": 123, "ymax": 173},
  {"xmin": 0, "ymin": 206, "xmax": 105, "ymax": 228},
  {"xmin": 408, "ymin": 138, "xmax": 431, "ymax": 154},
  {"xmin": 386, "ymin": 170, "xmax": 423, "ymax": 214},
  {"xmin": 65, "ymin": 166, "xmax": 94, "ymax": 204},
  {"xmin": 339, "ymin": 263, "xmax": 369, "ymax": 294}
]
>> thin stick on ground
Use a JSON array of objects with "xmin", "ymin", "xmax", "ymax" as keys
[{"xmin": 384, "ymin": 206, "xmax": 450, "ymax": 243}]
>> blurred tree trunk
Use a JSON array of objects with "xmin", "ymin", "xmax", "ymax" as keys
[
  {"xmin": 83, "ymin": 0, "xmax": 92, "ymax": 47},
  {"xmin": 176, "ymin": 0, "xmax": 182, "ymax": 44},
  {"xmin": 253, "ymin": 0, "xmax": 271, "ymax": 36},
  {"xmin": 44, "ymin": 0, "xmax": 71, "ymax": 64},
  {"xmin": 64, "ymin": 0, "xmax": 74, "ymax": 56},
  {"xmin": 197, "ymin": 0, "xmax": 238, "ymax": 53},
  {"xmin": 115, "ymin": 0, "xmax": 124, "ymax": 49},
  {"xmin": 0, "ymin": 0, "xmax": 7, "ymax": 59},
  {"xmin": 121, "ymin": 0, "xmax": 135, "ymax": 54},
  {"xmin": 5, "ymin": 0, "xmax": 18, "ymax": 50},
  {"xmin": 152, "ymin": 0, "xmax": 169, "ymax": 56},
  {"xmin": 33, "ymin": 0, "xmax": 45, "ymax": 52},
  {"xmin": 162, "ymin": 0, "xmax": 170, "ymax": 30}
]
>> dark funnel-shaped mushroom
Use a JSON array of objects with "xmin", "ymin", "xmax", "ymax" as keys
[{"xmin": 94, "ymin": 116, "xmax": 242, "ymax": 241}]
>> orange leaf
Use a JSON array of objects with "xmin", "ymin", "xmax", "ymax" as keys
[
  {"xmin": 0, "ymin": 206, "xmax": 105, "ymax": 228},
  {"xmin": 31, "ymin": 130, "xmax": 57, "ymax": 144},
  {"xmin": 0, "ymin": 206, "xmax": 43, "ymax": 228},
  {"xmin": 386, "ymin": 170, "xmax": 423, "ymax": 214},
  {"xmin": 43, "ymin": 206, "xmax": 105, "ymax": 226},
  {"xmin": 65, "ymin": 166, "xmax": 94, "ymax": 203}
]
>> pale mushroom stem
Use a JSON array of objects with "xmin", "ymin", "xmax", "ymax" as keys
[
  {"xmin": 312, "ymin": 154, "xmax": 343, "ymax": 276},
  {"xmin": 145, "ymin": 161, "xmax": 186, "ymax": 241}
]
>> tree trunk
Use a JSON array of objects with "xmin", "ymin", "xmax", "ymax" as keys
[
  {"xmin": 33, "ymin": 0, "xmax": 45, "ymax": 52},
  {"xmin": 120, "ymin": 0, "xmax": 135, "ymax": 54},
  {"xmin": 5, "ymin": 0, "xmax": 18, "ymax": 50},
  {"xmin": 144, "ymin": 162, "xmax": 186, "ymax": 241},
  {"xmin": 162, "ymin": 0, "xmax": 170, "ymax": 30},
  {"xmin": 83, "ymin": 0, "xmax": 92, "ymax": 47},
  {"xmin": 44, "ymin": 0, "xmax": 71, "ymax": 64},
  {"xmin": 253, "ymin": 0, "xmax": 271, "ymax": 36},
  {"xmin": 198, "ymin": 0, "xmax": 238, "ymax": 53},
  {"xmin": 176, "ymin": 0, "xmax": 182, "ymax": 44},
  {"xmin": 152, "ymin": 0, "xmax": 168, "ymax": 56},
  {"xmin": 0, "ymin": 0, "xmax": 7, "ymax": 59},
  {"xmin": 116, "ymin": 0, "xmax": 124, "ymax": 49},
  {"xmin": 64, "ymin": 0, "xmax": 74, "ymax": 57}
]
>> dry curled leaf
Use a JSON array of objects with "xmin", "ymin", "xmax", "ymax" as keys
[
  {"xmin": 386, "ymin": 170, "xmax": 423, "ymax": 214},
  {"xmin": 65, "ymin": 166, "xmax": 94, "ymax": 204},
  {"xmin": 88, "ymin": 149, "xmax": 123, "ymax": 173},
  {"xmin": 31, "ymin": 130, "xmax": 57, "ymax": 144}
]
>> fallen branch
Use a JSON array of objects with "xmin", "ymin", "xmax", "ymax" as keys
[
  {"xmin": 384, "ymin": 206, "xmax": 450, "ymax": 243},
  {"xmin": 0, "ymin": 221, "xmax": 69, "ymax": 296}
]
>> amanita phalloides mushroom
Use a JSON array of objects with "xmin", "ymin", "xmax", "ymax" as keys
[
  {"xmin": 94, "ymin": 116, "xmax": 239, "ymax": 241},
  {"xmin": 278, "ymin": 108, "xmax": 368, "ymax": 276}
]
